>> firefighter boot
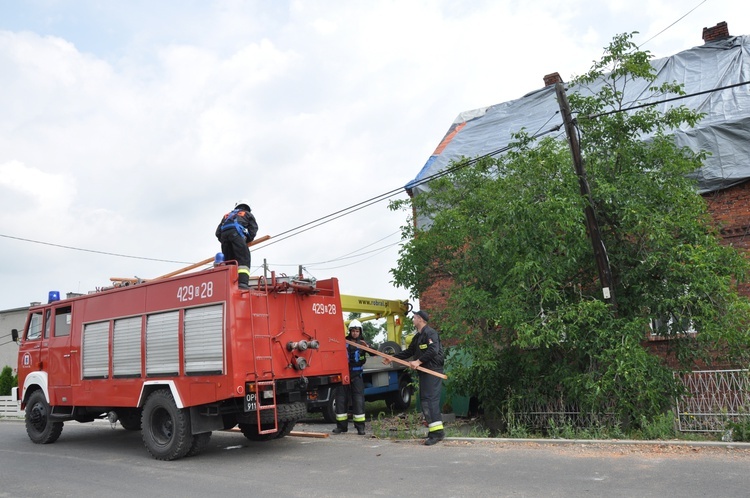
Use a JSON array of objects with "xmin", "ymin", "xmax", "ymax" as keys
[
  {"xmin": 424, "ymin": 430, "xmax": 445, "ymax": 446},
  {"xmin": 332, "ymin": 422, "xmax": 348, "ymax": 434},
  {"xmin": 355, "ymin": 422, "xmax": 365, "ymax": 436},
  {"xmin": 238, "ymin": 273, "xmax": 250, "ymax": 290}
]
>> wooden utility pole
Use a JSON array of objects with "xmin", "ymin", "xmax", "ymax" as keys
[{"xmin": 555, "ymin": 82, "xmax": 616, "ymax": 308}]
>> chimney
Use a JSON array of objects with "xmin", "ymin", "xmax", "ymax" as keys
[
  {"xmin": 543, "ymin": 72, "xmax": 563, "ymax": 87},
  {"xmin": 703, "ymin": 21, "xmax": 730, "ymax": 43}
]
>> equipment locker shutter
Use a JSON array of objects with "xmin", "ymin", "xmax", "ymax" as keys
[
  {"xmin": 113, "ymin": 316, "xmax": 142, "ymax": 377},
  {"xmin": 82, "ymin": 321, "xmax": 109, "ymax": 379},
  {"xmin": 146, "ymin": 311, "xmax": 179, "ymax": 376},
  {"xmin": 184, "ymin": 304, "xmax": 224, "ymax": 375}
]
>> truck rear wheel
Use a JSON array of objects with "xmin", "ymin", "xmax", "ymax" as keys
[
  {"xmin": 386, "ymin": 375, "xmax": 413, "ymax": 411},
  {"xmin": 25, "ymin": 390, "xmax": 63, "ymax": 444},
  {"xmin": 141, "ymin": 389, "xmax": 193, "ymax": 460},
  {"xmin": 322, "ymin": 386, "xmax": 342, "ymax": 423}
]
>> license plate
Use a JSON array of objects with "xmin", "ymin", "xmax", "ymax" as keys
[{"xmin": 244, "ymin": 392, "xmax": 257, "ymax": 412}]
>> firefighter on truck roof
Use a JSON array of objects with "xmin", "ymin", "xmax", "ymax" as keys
[{"xmin": 216, "ymin": 199, "xmax": 258, "ymax": 290}]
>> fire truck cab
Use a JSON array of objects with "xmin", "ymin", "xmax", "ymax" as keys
[{"xmin": 14, "ymin": 263, "xmax": 349, "ymax": 460}]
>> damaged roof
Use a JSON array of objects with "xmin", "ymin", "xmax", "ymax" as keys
[{"xmin": 408, "ymin": 34, "xmax": 750, "ymax": 197}]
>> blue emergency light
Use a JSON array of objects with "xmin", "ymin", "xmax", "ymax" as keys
[
  {"xmin": 48, "ymin": 291, "xmax": 60, "ymax": 303},
  {"xmin": 214, "ymin": 252, "xmax": 225, "ymax": 266}
]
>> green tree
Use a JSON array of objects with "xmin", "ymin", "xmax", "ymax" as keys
[
  {"xmin": 0, "ymin": 365, "xmax": 17, "ymax": 396},
  {"xmin": 390, "ymin": 33, "xmax": 750, "ymax": 429}
]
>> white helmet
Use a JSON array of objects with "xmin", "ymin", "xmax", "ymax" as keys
[
  {"xmin": 348, "ymin": 319, "xmax": 363, "ymax": 331},
  {"xmin": 235, "ymin": 199, "xmax": 251, "ymax": 210}
]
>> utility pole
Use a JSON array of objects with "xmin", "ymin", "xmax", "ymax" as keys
[{"xmin": 555, "ymin": 82, "xmax": 616, "ymax": 308}]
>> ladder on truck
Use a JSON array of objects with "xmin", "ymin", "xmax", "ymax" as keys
[{"xmin": 248, "ymin": 281, "xmax": 278, "ymax": 435}]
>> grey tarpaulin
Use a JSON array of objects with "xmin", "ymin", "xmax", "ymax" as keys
[{"xmin": 407, "ymin": 36, "xmax": 750, "ymax": 204}]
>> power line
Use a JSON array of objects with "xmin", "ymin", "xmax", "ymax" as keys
[
  {"xmin": 0, "ymin": 233, "xmax": 193, "ymax": 264},
  {"xmin": 585, "ymin": 80, "xmax": 750, "ymax": 120},
  {"xmin": 637, "ymin": 0, "xmax": 707, "ymax": 49}
]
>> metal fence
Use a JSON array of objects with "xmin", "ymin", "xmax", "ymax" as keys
[
  {"xmin": 511, "ymin": 369, "xmax": 750, "ymax": 434},
  {"xmin": 674, "ymin": 369, "xmax": 750, "ymax": 432}
]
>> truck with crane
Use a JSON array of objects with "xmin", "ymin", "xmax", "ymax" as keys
[
  {"xmin": 305, "ymin": 295, "xmax": 415, "ymax": 422},
  {"xmin": 12, "ymin": 261, "xmax": 350, "ymax": 460}
]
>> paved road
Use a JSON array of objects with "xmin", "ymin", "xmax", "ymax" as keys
[{"xmin": 1, "ymin": 418, "xmax": 749, "ymax": 497}]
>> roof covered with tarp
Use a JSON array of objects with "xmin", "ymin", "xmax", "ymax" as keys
[{"xmin": 407, "ymin": 35, "xmax": 750, "ymax": 197}]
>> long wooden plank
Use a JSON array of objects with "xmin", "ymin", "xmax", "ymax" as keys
[
  {"xmin": 110, "ymin": 235, "xmax": 272, "ymax": 284},
  {"xmin": 154, "ymin": 234, "xmax": 271, "ymax": 280},
  {"xmin": 345, "ymin": 339, "xmax": 448, "ymax": 380},
  {"xmin": 289, "ymin": 431, "xmax": 329, "ymax": 438}
]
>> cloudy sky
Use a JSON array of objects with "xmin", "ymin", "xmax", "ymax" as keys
[{"xmin": 1, "ymin": 0, "xmax": 748, "ymax": 311}]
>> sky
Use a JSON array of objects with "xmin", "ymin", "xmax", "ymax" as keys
[{"xmin": 1, "ymin": 0, "xmax": 749, "ymax": 312}]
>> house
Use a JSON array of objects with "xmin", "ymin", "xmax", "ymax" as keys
[{"xmin": 407, "ymin": 22, "xmax": 750, "ymax": 319}]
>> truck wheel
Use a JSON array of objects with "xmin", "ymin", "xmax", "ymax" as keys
[
  {"xmin": 239, "ymin": 422, "xmax": 277, "ymax": 441},
  {"xmin": 141, "ymin": 389, "xmax": 193, "ymax": 460},
  {"xmin": 322, "ymin": 387, "xmax": 341, "ymax": 423},
  {"xmin": 379, "ymin": 341, "xmax": 402, "ymax": 355},
  {"xmin": 118, "ymin": 408, "xmax": 142, "ymax": 431},
  {"xmin": 25, "ymin": 390, "xmax": 63, "ymax": 444},
  {"xmin": 386, "ymin": 375, "xmax": 413, "ymax": 411},
  {"xmin": 186, "ymin": 432, "xmax": 212, "ymax": 457}
]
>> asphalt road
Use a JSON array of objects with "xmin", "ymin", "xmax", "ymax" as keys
[{"xmin": 1, "ymin": 418, "xmax": 749, "ymax": 497}]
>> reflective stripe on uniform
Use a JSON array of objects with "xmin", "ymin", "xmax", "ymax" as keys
[
  {"xmin": 353, "ymin": 413, "xmax": 365, "ymax": 423},
  {"xmin": 238, "ymin": 266, "xmax": 250, "ymax": 276},
  {"xmin": 336, "ymin": 413, "xmax": 348, "ymax": 422},
  {"xmin": 428, "ymin": 421, "xmax": 444, "ymax": 432}
]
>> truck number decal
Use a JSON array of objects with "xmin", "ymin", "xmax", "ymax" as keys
[
  {"xmin": 177, "ymin": 281, "xmax": 214, "ymax": 303},
  {"xmin": 311, "ymin": 303, "xmax": 337, "ymax": 315}
]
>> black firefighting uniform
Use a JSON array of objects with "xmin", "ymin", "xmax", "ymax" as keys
[
  {"xmin": 335, "ymin": 336, "xmax": 367, "ymax": 433},
  {"xmin": 393, "ymin": 324, "xmax": 444, "ymax": 438},
  {"xmin": 215, "ymin": 207, "xmax": 258, "ymax": 288}
]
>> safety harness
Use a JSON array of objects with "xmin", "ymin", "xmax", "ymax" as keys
[{"xmin": 220, "ymin": 209, "xmax": 250, "ymax": 239}]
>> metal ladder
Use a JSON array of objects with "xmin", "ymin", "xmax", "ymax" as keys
[{"xmin": 248, "ymin": 284, "xmax": 278, "ymax": 434}]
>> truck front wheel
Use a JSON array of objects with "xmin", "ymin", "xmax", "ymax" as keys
[
  {"xmin": 141, "ymin": 389, "xmax": 193, "ymax": 460},
  {"xmin": 25, "ymin": 390, "xmax": 63, "ymax": 444}
]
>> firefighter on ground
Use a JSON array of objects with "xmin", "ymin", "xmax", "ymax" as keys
[
  {"xmin": 216, "ymin": 200, "xmax": 258, "ymax": 290},
  {"xmin": 384, "ymin": 310, "xmax": 445, "ymax": 445},
  {"xmin": 333, "ymin": 319, "xmax": 368, "ymax": 435}
]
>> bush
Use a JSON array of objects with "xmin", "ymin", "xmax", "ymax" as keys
[{"xmin": 0, "ymin": 365, "xmax": 17, "ymax": 396}]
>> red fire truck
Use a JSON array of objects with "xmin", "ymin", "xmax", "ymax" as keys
[{"xmin": 12, "ymin": 263, "xmax": 349, "ymax": 460}]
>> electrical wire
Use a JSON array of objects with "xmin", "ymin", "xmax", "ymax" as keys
[
  {"xmin": 637, "ymin": 0, "xmax": 707, "ymax": 49},
  {"xmin": 0, "ymin": 233, "xmax": 193, "ymax": 264},
  {"xmin": 585, "ymin": 80, "xmax": 750, "ymax": 120}
]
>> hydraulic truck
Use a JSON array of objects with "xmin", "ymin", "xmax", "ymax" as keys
[
  {"xmin": 306, "ymin": 295, "xmax": 414, "ymax": 422},
  {"xmin": 12, "ymin": 263, "xmax": 350, "ymax": 460}
]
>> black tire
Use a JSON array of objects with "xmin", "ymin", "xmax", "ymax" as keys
[
  {"xmin": 240, "ymin": 402, "xmax": 307, "ymax": 441},
  {"xmin": 322, "ymin": 386, "xmax": 342, "ymax": 423},
  {"xmin": 239, "ymin": 422, "xmax": 277, "ymax": 441},
  {"xmin": 386, "ymin": 375, "xmax": 413, "ymax": 411},
  {"xmin": 118, "ymin": 408, "xmax": 142, "ymax": 431},
  {"xmin": 379, "ymin": 341, "xmax": 402, "ymax": 355},
  {"xmin": 25, "ymin": 390, "xmax": 63, "ymax": 444},
  {"xmin": 185, "ymin": 432, "xmax": 212, "ymax": 457},
  {"xmin": 141, "ymin": 389, "xmax": 193, "ymax": 461}
]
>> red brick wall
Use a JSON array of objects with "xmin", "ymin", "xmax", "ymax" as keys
[{"xmin": 703, "ymin": 179, "xmax": 750, "ymax": 297}]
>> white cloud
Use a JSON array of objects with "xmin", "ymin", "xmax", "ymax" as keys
[{"xmin": 1, "ymin": 0, "xmax": 750, "ymax": 309}]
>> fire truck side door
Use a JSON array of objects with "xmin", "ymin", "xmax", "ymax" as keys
[
  {"xmin": 19, "ymin": 311, "xmax": 44, "ymax": 381},
  {"xmin": 47, "ymin": 306, "xmax": 73, "ymax": 405}
]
